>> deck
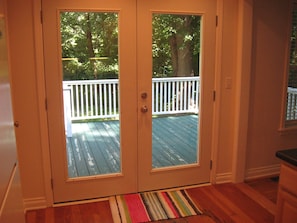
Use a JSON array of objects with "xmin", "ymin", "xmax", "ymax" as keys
[{"xmin": 66, "ymin": 114, "xmax": 198, "ymax": 178}]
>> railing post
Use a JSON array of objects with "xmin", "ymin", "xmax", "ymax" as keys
[{"xmin": 63, "ymin": 84, "xmax": 72, "ymax": 137}]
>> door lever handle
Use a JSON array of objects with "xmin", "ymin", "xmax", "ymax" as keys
[{"xmin": 141, "ymin": 105, "xmax": 148, "ymax": 113}]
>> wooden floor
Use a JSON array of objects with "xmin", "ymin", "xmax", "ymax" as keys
[
  {"xmin": 26, "ymin": 177, "xmax": 279, "ymax": 223},
  {"xmin": 66, "ymin": 114, "xmax": 198, "ymax": 178}
]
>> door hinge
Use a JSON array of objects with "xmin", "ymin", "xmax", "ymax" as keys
[
  {"xmin": 216, "ymin": 15, "xmax": 218, "ymax": 27},
  {"xmin": 40, "ymin": 10, "xmax": 43, "ymax": 24},
  {"xmin": 213, "ymin": 91, "xmax": 216, "ymax": 101},
  {"xmin": 210, "ymin": 160, "xmax": 213, "ymax": 170},
  {"xmin": 50, "ymin": 178, "xmax": 54, "ymax": 190},
  {"xmin": 45, "ymin": 98, "xmax": 48, "ymax": 110}
]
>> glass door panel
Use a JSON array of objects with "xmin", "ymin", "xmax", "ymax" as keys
[
  {"xmin": 137, "ymin": 0, "xmax": 216, "ymax": 192},
  {"xmin": 152, "ymin": 14, "xmax": 201, "ymax": 169},
  {"xmin": 60, "ymin": 11, "xmax": 121, "ymax": 178},
  {"xmin": 43, "ymin": 0, "xmax": 138, "ymax": 203}
]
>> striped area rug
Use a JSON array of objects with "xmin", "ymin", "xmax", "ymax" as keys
[{"xmin": 110, "ymin": 189, "xmax": 202, "ymax": 223}]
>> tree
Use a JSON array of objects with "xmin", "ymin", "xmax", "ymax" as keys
[
  {"xmin": 60, "ymin": 12, "xmax": 201, "ymax": 80},
  {"xmin": 153, "ymin": 14, "xmax": 201, "ymax": 77},
  {"xmin": 60, "ymin": 12, "xmax": 119, "ymax": 80}
]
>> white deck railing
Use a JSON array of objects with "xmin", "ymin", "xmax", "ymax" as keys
[
  {"xmin": 287, "ymin": 87, "xmax": 297, "ymax": 120},
  {"xmin": 63, "ymin": 78, "xmax": 297, "ymax": 136},
  {"xmin": 63, "ymin": 76, "xmax": 200, "ymax": 119}
]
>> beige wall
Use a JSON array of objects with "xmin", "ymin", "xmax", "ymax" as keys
[
  {"xmin": 5, "ymin": 0, "xmax": 297, "ymax": 209},
  {"xmin": 214, "ymin": 0, "xmax": 238, "ymax": 180},
  {"xmin": 246, "ymin": 0, "xmax": 297, "ymax": 174},
  {"xmin": 6, "ymin": 0, "xmax": 48, "ymax": 208}
]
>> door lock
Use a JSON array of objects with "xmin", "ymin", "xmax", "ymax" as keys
[
  {"xmin": 141, "ymin": 105, "xmax": 148, "ymax": 113},
  {"xmin": 141, "ymin": 92, "xmax": 148, "ymax": 99}
]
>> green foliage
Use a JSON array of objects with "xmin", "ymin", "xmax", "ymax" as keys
[
  {"xmin": 153, "ymin": 14, "xmax": 201, "ymax": 77},
  {"xmin": 60, "ymin": 12, "xmax": 119, "ymax": 80},
  {"xmin": 60, "ymin": 12, "xmax": 201, "ymax": 80}
]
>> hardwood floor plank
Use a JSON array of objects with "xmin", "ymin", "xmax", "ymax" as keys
[
  {"xmin": 44, "ymin": 208, "xmax": 55, "ymax": 223},
  {"xmin": 213, "ymin": 183, "xmax": 274, "ymax": 223},
  {"xmin": 201, "ymin": 185, "xmax": 255, "ymax": 222},
  {"xmin": 187, "ymin": 186, "xmax": 234, "ymax": 222},
  {"xmin": 25, "ymin": 211, "xmax": 37, "ymax": 223},
  {"xmin": 26, "ymin": 181, "xmax": 277, "ymax": 223},
  {"xmin": 246, "ymin": 177, "xmax": 279, "ymax": 203},
  {"xmin": 236, "ymin": 182, "xmax": 276, "ymax": 216}
]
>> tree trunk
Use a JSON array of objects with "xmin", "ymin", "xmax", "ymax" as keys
[
  {"xmin": 169, "ymin": 15, "xmax": 193, "ymax": 77},
  {"xmin": 86, "ymin": 13, "xmax": 96, "ymax": 78},
  {"xmin": 169, "ymin": 36, "xmax": 178, "ymax": 77}
]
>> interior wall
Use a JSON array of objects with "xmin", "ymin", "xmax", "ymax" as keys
[
  {"xmin": 6, "ymin": 0, "xmax": 47, "ymax": 208},
  {"xmin": 246, "ymin": 0, "xmax": 297, "ymax": 177},
  {"xmin": 213, "ymin": 0, "xmax": 238, "ymax": 181}
]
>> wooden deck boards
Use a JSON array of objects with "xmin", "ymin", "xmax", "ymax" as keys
[{"xmin": 66, "ymin": 114, "xmax": 198, "ymax": 178}]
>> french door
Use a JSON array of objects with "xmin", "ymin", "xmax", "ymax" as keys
[{"xmin": 42, "ymin": 0, "xmax": 216, "ymax": 203}]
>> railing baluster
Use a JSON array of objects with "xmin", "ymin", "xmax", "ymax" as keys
[
  {"xmin": 172, "ymin": 81, "xmax": 176, "ymax": 113},
  {"xmin": 81, "ymin": 85, "xmax": 85, "ymax": 117},
  {"xmin": 75, "ymin": 84, "xmax": 79, "ymax": 118},
  {"xmin": 168, "ymin": 81, "xmax": 173, "ymax": 112},
  {"xmin": 160, "ymin": 81, "xmax": 163, "ymax": 113},
  {"xmin": 103, "ymin": 84, "xmax": 107, "ymax": 117},
  {"xmin": 89, "ymin": 84, "xmax": 93, "ymax": 117},
  {"xmin": 164, "ymin": 82, "xmax": 168, "ymax": 113},
  {"xmin": 85, "ymin": 84, "xmax": 89, "ymax": 117},
  {"xmin": 187, "ymin": 80, "xmax": 191, "ymax": 110},
  {"xmin": 70, "ymin": 85, "xmax": 75, "ymax": 118},
  {"xmin": 192, "ymin": 80, "xmax": 195, "ymax": 109},
  {"xmin": 108, "ymin": 83, "xmax": 112, "ymax": 116},
  {"xmin": 196, "ymin": 80, "xmax": 199, "ymax": 110},
  {"xmin": 94, "ymin": 84, "xmax": 97, "ymax": 116},
  {"xmin": 183, "ymin": 81, "xmax": 187, "ymax": 111},
  {"xmin": 113, "ymin": 83, "xmax": 117, "ymax": 116},
  {"xmin": 177, "ymin": 80, "xmax": 179, "ymax": 112},
  {"xmin": 152, "ymin": 82, "xmax": 155, "ymax": 113},
  {"xmin": 99, "ymin": 83, "xmax": 103, "ymax": 117},
  {"xmin": 156, "ymin": 82, "xmax": 159, "ymax": 113}
]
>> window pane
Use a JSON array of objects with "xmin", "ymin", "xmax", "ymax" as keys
[
  {"xmin": 60, "ymin": 12, "xmax": 121, "ymax": 178},
  {"xmin": 152, "ymin": 14, "xmax": 201, "ymax": 169},
  {"xmin": 286, "ymin": 5, "xmax": 297, "ymax": 125}
]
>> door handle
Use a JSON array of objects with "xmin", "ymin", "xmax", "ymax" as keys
[{"xmin": 141, "ymin": 105, "xmax": 148, "ymax": 113}]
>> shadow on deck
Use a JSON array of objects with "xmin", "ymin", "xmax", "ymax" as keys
[{"xmin": 66, "ymin": 114, "xmax": 198, "ymax": 178}]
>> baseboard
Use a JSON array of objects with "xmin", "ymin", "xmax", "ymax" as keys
[
  {"xmin": 214, "ymin": 164, "xmax": 280, "ymax": 184},
  {"xmin": 215, "ymin": 172, "xmax": 233, "ymax": 184},
  {"xmin": 245, "ymin": 164, "xmax": 280, "ymax": 181},
  {"xmin": 23, "ymin": 197, "xmax": 47, "ymax": 211}
]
